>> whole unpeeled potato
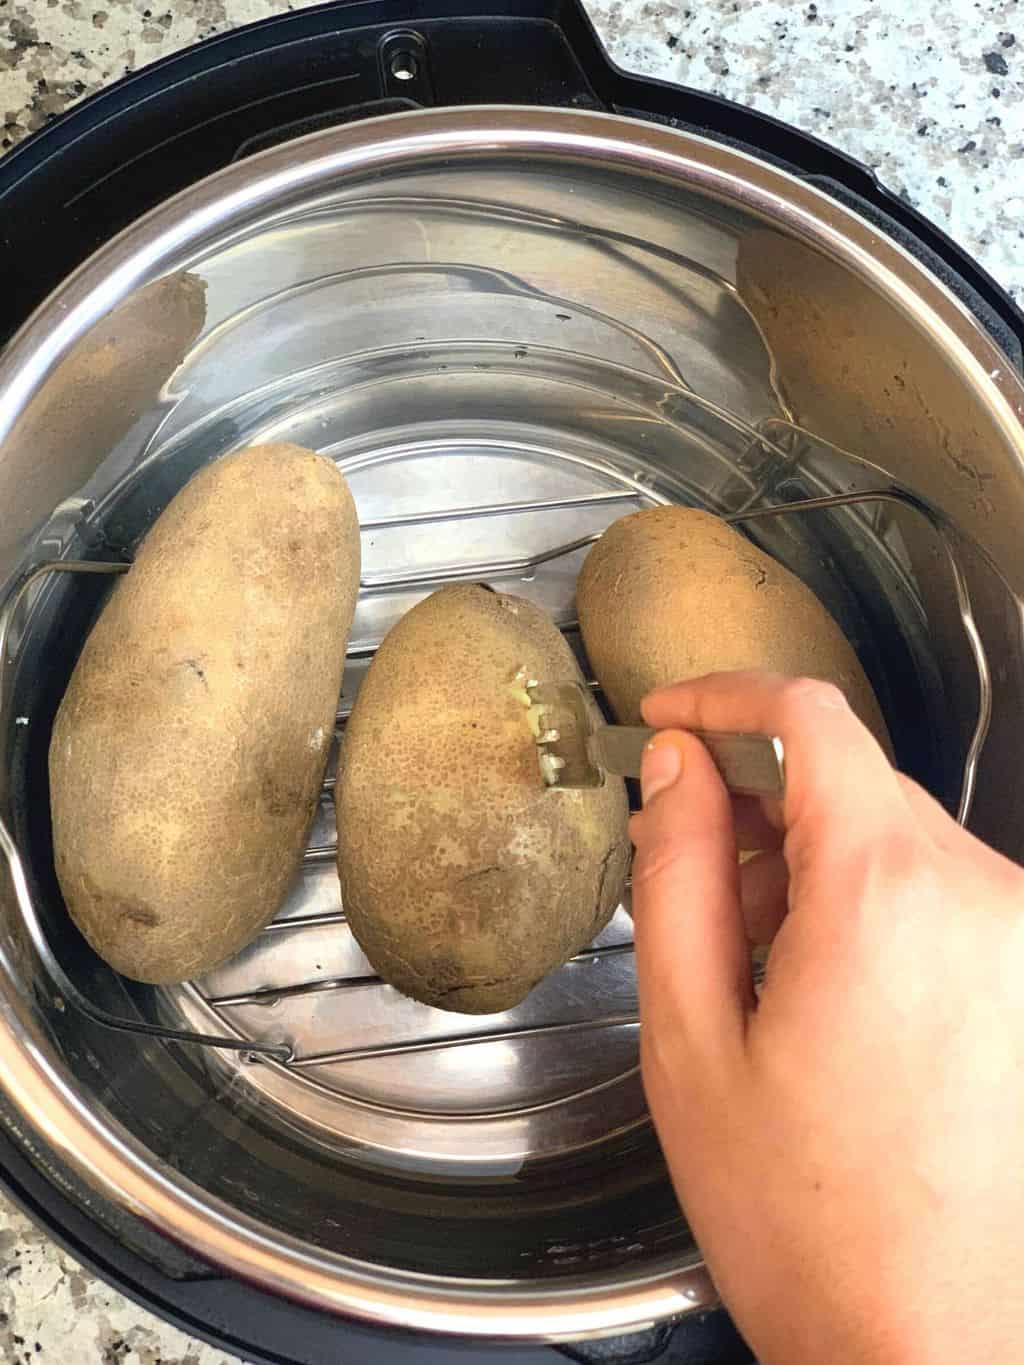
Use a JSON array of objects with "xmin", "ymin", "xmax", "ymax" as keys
[
  {"xmin": 577, "ymin": 506, "xmax": 890, "ymax": 750},
  {"xmin": 336, "ymin": 584, "xmax": 631, "ymax": 1015},
  {"xmin": 49, "ymin": 443, "xmax": 360, "ymax": 984}
]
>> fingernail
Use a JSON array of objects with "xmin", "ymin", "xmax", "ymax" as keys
[{"xmin": 641, "ymin": 735, "xmax": 683, "ymax": 805}]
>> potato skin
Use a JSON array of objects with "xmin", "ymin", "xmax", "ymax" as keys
[
  {"xmin": 336, "ymin": 584, "xmax": 630, "ymax": 1015},
  {"xmin": 577, "ymin": 506, "xmax": 890, "ymax": 749},
  {"xmin": 49, "ymin": 443, "xmax": 360, "ymax": 984}
]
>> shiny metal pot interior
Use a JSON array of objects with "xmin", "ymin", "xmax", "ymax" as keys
[{"xmin": 0, "ymin": 107, "xmax": 1023, "ymax": 1341}]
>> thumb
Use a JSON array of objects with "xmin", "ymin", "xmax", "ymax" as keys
[{"xmin": 630, "ymin": 731, "xmax": 753, "ymax": 1061}]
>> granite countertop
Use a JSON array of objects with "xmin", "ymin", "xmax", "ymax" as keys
[{"xmin": 0, "ymin": 1, "xmax": 1021, "ymax": 1362}]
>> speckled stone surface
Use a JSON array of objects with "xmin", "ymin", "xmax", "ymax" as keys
[
  {"xmin": 587, "ymin": 0, "xmax": 1023, "ymax": 302},
  {"xmin": 0, "ymin": 1198, "xmax": 230, "ymax": 1363},
  {"xmin": 0, "ymin": 1, "xmax": 1021, "ymax": 1362}
]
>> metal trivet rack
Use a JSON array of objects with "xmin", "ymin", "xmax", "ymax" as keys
[{"xmin": 0, "ymin": 413, "xmax": 1016, "ymax": 1074}]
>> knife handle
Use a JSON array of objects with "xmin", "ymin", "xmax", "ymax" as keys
[{"xmin": 590, "ymin": 726, "xmax": 785, "ymax": 799}]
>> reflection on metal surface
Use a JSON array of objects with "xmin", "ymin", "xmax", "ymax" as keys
[
  {"xmin": 733, "ymin": 489, "xmax": 999, "ymax": 825},
  {"xmin": 0, "ymin": 273, "xmax": 206, "ymax": 564},
  {"xmin": 736, "ymin": 226, "xmax": 1024, "ymax": 570}
]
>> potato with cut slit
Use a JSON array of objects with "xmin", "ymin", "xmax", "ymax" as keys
[
  {"xmin": 49, "ymin": 443, "xmax": 360, "ymax": 984},
  {"xmin": 577, "ymin": 506, "xmax": 891, "ymax": 752},
  {"xmin": 335, "ymin": 583, "xmax": 631, "ymax": 1015}
]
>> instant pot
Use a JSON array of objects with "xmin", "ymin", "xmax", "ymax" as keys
[{"xmin": 1, "ymin": 3, "xmax": 1023, "ymax": 1363}]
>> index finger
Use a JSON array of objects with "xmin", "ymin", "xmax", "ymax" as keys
[{"xmin": 642, "ymin": 671, "xmax": 905, "ymax": 860}]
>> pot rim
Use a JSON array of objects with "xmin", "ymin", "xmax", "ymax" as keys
[{"xmin": 1, "ymin": 105, "xmax": 1022, "ymax": 1341}]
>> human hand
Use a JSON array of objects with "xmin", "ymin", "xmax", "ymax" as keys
[{"xmin": 630, "ymin": 672, "xmax": 1024, "ymax": 1365}]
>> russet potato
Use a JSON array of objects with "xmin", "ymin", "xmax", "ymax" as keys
[
  {"xmin": 335, "ymin": 583, "xmax": 630, "ymax": 1015},
  {"xmin": 49, "ymin": 443, "xmax": 360, "ymax": 983},
  {"xmin": 577, "ymin": 506, "xmax": 890, "ymax": 751}
]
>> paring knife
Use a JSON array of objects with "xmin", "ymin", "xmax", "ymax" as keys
[{"xmin": 526, "ymin": 681, "xmax": 785, "ymax": 799}]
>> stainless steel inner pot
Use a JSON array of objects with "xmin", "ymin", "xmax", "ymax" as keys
[{"xmin": 0, "ymin": 107, "xmax": 1022, "ymax": 1342}]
